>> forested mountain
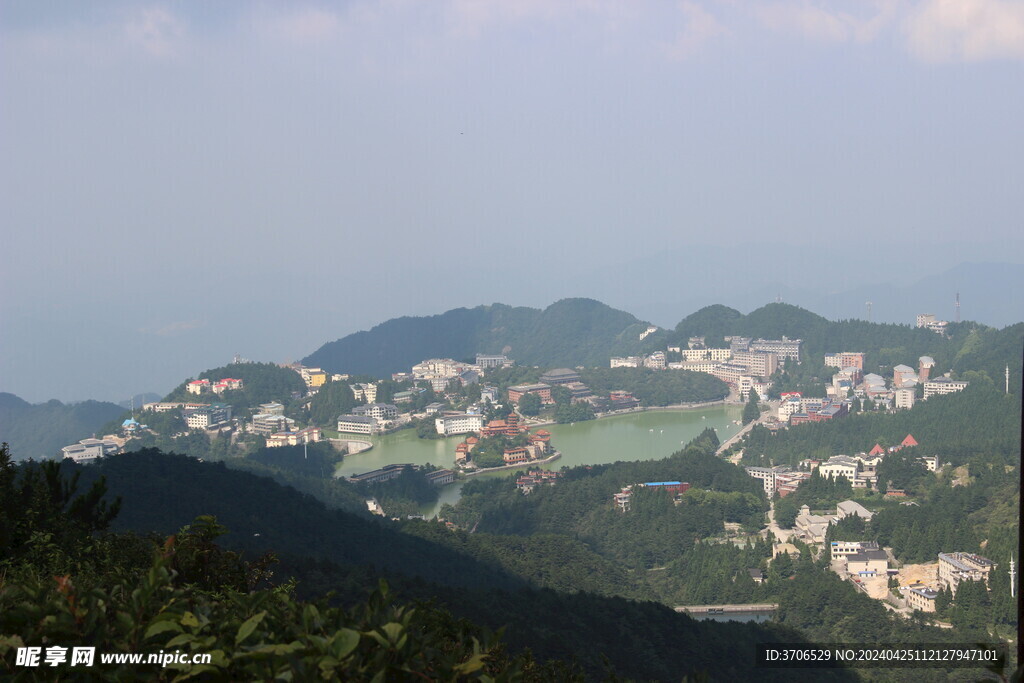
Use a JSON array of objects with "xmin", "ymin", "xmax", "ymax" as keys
[
  {"xmin": 741, "ymin": 382, "xmax": 1020, "ymax": 468},
  {"xmin": 675, "ymin": 302, "xmax": 1023, "ymax": 398},
  {"xmin": 0, "ymin": 392, "xmax": 124, "ymax": 460},
  {"xmin": 302, "ymin": 298, "xmax": 667, "ymax": 376},
  {"xmin": 38, "ymin": 447, "xmax": 846, "ymax": 681}
]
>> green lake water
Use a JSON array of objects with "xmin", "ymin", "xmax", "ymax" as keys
[{"xmin": 335, "ymin": 404, "xmax": 744, "ymax": 516}]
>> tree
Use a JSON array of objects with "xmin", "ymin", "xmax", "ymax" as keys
[
  {"xmin": 742, "ymin": 391, "xmax": 760, "ymax": 425},
  {"xmin": 518, "ymin": 393, "xmax": 542, "ymax": 417}
]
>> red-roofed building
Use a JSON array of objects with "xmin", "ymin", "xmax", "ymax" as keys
[
  {"xmin": 901, "ymin": 434, "xmax": 918, "ymax": 448},
  {"xmin": 869, "ymin": 444, "xmax": 885, "ymax": 457}
]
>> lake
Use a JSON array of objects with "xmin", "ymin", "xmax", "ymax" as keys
[{"xmin": 335, "ymin": 404, "xmax": 745, "ymax": 516}]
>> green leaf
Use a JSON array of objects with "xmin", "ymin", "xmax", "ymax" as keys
[
  {"xmin": 235, "ymin": 610, "xmax": 267, "ymax": 645},
  {"xmin": 329, "ymin": 629, "xmax": 360, "ymax": 659},
  {"xmin": 180, "ymin": 611, "xmax": 200, "ymax": 628},
  {"xmin": 145, "ymin": 620, "xmax": 184, "ymax": 639}
]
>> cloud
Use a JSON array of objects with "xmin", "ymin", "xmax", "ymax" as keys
[
  {"xmin": 260, "ymin": 7, "xmax": 342, "ymax": 44},
  {"xmin": 905, "ymin": 0, "xmax": 1024, "ymax": 62},
  {"xmin": 663, "ymin": 1, "xmax": 730, "ymax": 60},
  {"xmin": 756, "ymin": 1, "xmax": 898, "ymax": 44},
  {"xmin": 123, "ymin": 7, "xmax": 185, "ymax": 57}
]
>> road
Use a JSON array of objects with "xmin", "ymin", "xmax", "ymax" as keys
[
  {"xmin": 716, "ymin": 399, "xmax": 777, "ymax": 456},
  {"xmin": 765, "ymin": 498, "xmax": 794, "ymax": 545}
]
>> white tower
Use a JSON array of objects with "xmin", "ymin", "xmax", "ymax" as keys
[
  {"xmin": 1010, "ymin": 555, "xmax": 1016, "ymax": 599},
  {"xmin": 1006, "ymin": 365, "xmax": 1010, "ymax": 395},
  {"xmin": 866, "ymin": 301, "xmax": 872, "ymax": 322}
]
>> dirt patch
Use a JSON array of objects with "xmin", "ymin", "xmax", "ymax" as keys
[
  {"xmin": 860, "ymin": 576, "xmax": 890, "ymax": 600},
  {"xmin": 897, "ymin": 563, "xmax": 939, "ymax": 588}
]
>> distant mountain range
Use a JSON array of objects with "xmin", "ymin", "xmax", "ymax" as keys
[
  {"xmin": 303, "ymin": 297, "xmax": 668, "ymax": 376},
  {"xmin": 0, "ymin": 393, "xmax": 124, "ymax": 460}
]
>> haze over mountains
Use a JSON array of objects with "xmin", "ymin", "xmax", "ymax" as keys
[{"xmin": 4, "ymin": 246, "xmax": 1020, "ymax": 404}]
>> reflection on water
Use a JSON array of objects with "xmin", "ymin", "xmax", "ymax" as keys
[{"xmin": 334, "ymin": 405, "xmax": 744, "ymax": 517}]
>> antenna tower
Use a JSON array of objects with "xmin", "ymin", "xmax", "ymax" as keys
[
  {"xmin": 955, "ymin": 292, "xmax": 960, "ymax": 323},
  {"xmin": 1010, "ymin": 555, "xmax": 1017, "ymax": 599},
  {"xmin": 1007, "ymin": 365, "xmax": 1011, "ymax": 395},
  {"xmin": 866, "ymin": 301, "xmax": 872, "ymax": 322}
]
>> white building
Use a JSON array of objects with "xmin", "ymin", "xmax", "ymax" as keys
[
  {"xmin": 337, "ymin": 415, "xmax": 377, "ymax": 435},
  {"xmin": 610, "ymin": 356, "xmax": 643, "ymax": 368},
  {"xmin": 894, "ymin": 388, "xmax": 916, "ymax": 410},
  {"xmin": 923, "ymin": 377, "xmax": 968, "ymax": 399},
  {"xmin": 350, "ymin": 383, "xmax": 378, "ymax": 403},
  {"xmin": 184, "ymin": 403, "xmax": 232, "ymax": 430},
  {"xmin": 249, "ymin": 412, "xmax": 293, "ymax": 435},
  {"xmin": 434, "ymin": 413, "xmax": 485, "ymax": 436},
  {"xmin": 353, "ymin": 403, "xmax": 398, "ymax": 421},
  {"xmin": 61, "ymin": 438, "xmax": 120, "ymax": 464},
  {"xmin": 817, "ymin": 455, "xmax": 858, "ymax": 481},
  {"xmin": 750, "ymin": 338, "xmax": 801, "ymax": 362},
  {"xmin": 938, "ymin": 552, "xmax": 994, "ymax": 595}
]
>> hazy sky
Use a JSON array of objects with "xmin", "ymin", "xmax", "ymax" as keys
[{"xmin": 2, "ymin": 1, "xmax": 1023, "ymax": 403}]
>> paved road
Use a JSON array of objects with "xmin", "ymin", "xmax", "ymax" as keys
[{"xmin": 716, "ymin": 400, "xmax": 777, "ymax": 455}]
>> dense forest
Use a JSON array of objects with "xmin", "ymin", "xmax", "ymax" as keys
[
  {"xmin": 741, "ymin": 381, "xmax": 1021, "ymax": 468},
  {"xmin": 578, "ymin": 367, "xmax": 729, "ymax": 406},
  {"xmin": 0, "ymin": 392, "xmax": 124, "ymax": 460},
  {"xmin": 1, "ymin": 443, "xmax": 866, "ymax": 681}
]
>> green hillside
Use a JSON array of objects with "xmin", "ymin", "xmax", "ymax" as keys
[
  {"xmin": 302, "ymin": 298, "xmax": 666, "ymax": 377},
  {"xmin": 0, "ymin": 392, "xmax": 124, "ymax": 460}
]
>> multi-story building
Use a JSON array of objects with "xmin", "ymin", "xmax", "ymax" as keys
[
  {"xmin": 643, "ymin": 352, "xmax": 667, "ymax": 370},
  {"xmin": 212, "ymin": 378, "xmax": 243, "ymax": 393},
  {"xmin": 923, "ymin": 377, "xmax": 969, "ymax": 399},
  {"xmin": 710, "ymin": 362, "xmax": 749, "ymax": 385},
  {"xmin": 350, "ymin": 383, "xmax": 378, "ymax": 403},
  {"xmin": 434, "ymin": 413, "xmax": 484, "ymax": 436},
  {"xmin": 186, "ymin": 379, "xmax": 211, "ymax": 395},
  {"xmin": 916, "ymin": 314, "xmax": 937, "ymax": 328},
  {"xmin": 61, "ymin": 438, "xmax": 120, "ymax": 464},
  {"xmin": 298, "ymin": 367, "xmax": 327, "ymax": 388},
  {"xmin": 680, "ymin": 348, "xmax": 732, "ymax": 362},
  {"xmin": 353, "ymin": 403, "xmax": 398, "ymax": 422},
  {"xmin": 668, "ymin": 360, "xmax": 720, "ymax": 373},
  {"xmin": 732, "ymin": 351, "xmax": 779, "ymax": 378},
  {"xmin": 750, "ymin": 338, "xmax": 801, "ymax": 362},
  {"xmin": 938, "ymin": 552, "xmax": 994, "ymax": 595},
  {"xmin": 817, "ymin": 455, "xmax": 858, "ymax": 481},
  {"xmin": 847, "ymin": 549, "xmax": 889, "ymax": 577},
  {"xmin": 830, "ymin": 540, "xmax": 880, "ymax": 558},
  {"xmin": 610, "ymin": 356, "xmax": 643, "ymax": 368},
  {"xmin": 825, "ymin": 352, "xmax": 865, "ymax": 370},
  {"xmin": 266, "ymin": 426, "xmax": 322, "ymax": 448},
  {"xmin": 539, "ymin": 368, "xmax": 581, "ymax": 385},
  {"xmin": 185, "ymin": 403, "xmax": 232, "ymax": 430},
  {"xmin": 507, "ymin": 383, "xmax": 553, "ymax": 404},
  {"xmin": 337, "ymin": 414, "xmax": 377, "ymax": 435},
  {"xmin": 918, "ymin": 356, "xmax": 936, "ymax": 383},
  {"xmin": 258, "ymin": 402, "xmax": 285, "ymax": 416},
  {"xmin": 893, "ymin": 365, "xmax": 917, "ymax": 388},
  {"xmin": 476, "ymin": 354, "xmax": 512, "ymax": 369},
  {"xmin": 250, "ymin": 412, "xmax": 293, "ymax": 435},
  {"xmin": 894, "ymin": 388, "xmax": 915, "ymax": 410},
  {"xmin": 905, "ymin": 586, "xmax": 939, "ymax": 612}
]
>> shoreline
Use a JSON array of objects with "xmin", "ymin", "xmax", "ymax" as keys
[
  {"xmin": 524, "ymin": 398, "xmax": 735, "ymax": 429},
  {"xmin": 462, "ymin": 451, "xmax": 562, "ymax": 477}
]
